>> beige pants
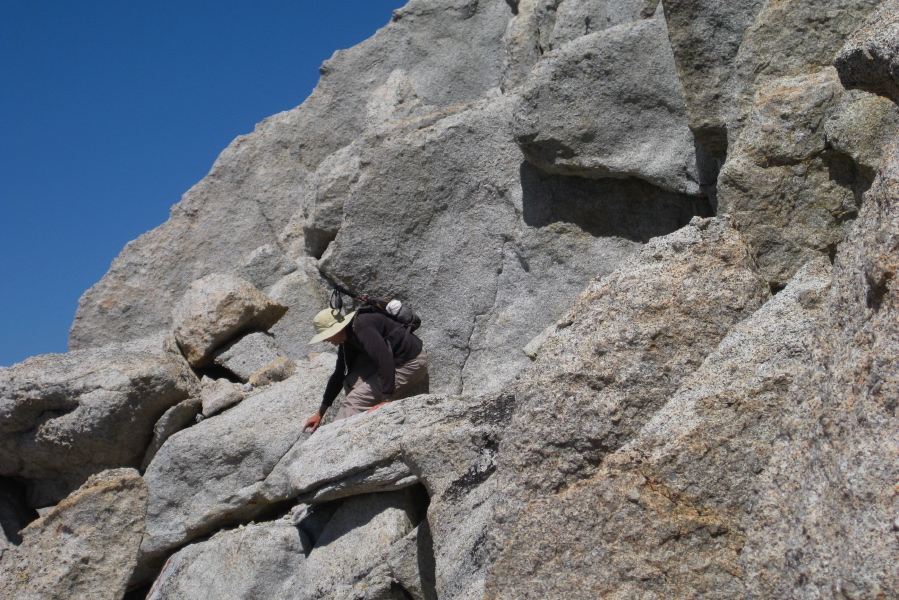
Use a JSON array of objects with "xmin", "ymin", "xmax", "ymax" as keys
[{"xmin": 335, "ymin": 350, "xmax": 429, "ymax": 420}]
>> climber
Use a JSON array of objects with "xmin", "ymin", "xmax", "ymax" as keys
[{"xmin": 301, "ymin": 307, "xmax": 428, "ymax": 433}]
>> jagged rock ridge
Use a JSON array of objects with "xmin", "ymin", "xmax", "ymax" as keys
[{"xmin": 2, "ymin": 0, "xmax": 898, "ymax": 598}]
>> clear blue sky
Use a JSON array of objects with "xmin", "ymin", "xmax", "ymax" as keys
[{"xmin": 1, "ymin": 1, "xmax": 405, "ymax": 366}]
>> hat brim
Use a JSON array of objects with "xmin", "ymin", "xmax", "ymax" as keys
[{"xmin": 308, "ymin": 311, "xmax": 356, "ymax": 344}]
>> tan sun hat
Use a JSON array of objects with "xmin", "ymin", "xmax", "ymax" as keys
[{"xmin": 308, "ymin": 309, "xmax": 356, "ymax": 344}]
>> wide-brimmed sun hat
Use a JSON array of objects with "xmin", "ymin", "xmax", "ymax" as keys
[{"xmin": 308, "ymin": 309, "xmax": 356, "ymax": 344}]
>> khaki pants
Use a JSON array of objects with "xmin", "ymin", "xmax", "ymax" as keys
[{"xmin": 335, "ymin": 350, "xmax": 429, "ymax": 420}]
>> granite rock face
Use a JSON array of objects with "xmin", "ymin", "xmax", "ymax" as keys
[
  {"xmin": 659, "ymin": 0, "xmax": 766, "ymax": 151},
  {"xmin": 486, "ymin": 257, "xmax": 833, "ymax": 599},
  {"xmin": 742, "ymin": 134, "xmax": 899, "ymax": 600},
  {"xmin": 137, "ymin": 355, "xmax": 335, "ymax": 579},
  {"xmin": 0, "ymin": 336, "xmax": 198, "ymax": 507},
  {"xmin": 835, "ymin": 0, "xmax": 899, "ymax": 103},
  {"xmin": 14, "ymin": 0, "xmax": 899, "ymax": 597},
  {"xmin": 718, "ymin": 67, "xmax": 890, "ymax": 288},
  {"xmin": 0, "ymin": 469, "xmax": 147, "ymax": 600},
  {"xmin": 213, "ymin": 332, "xmax": 286, "ymax": 381},
  {"xmin": 146, "ymin": 520, "xmax": 308, "ymax": 600}
]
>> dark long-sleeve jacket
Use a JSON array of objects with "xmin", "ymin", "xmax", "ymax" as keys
[{"xmin": 321, "ymin": 312, "xmax": 423, "ymax": 407}]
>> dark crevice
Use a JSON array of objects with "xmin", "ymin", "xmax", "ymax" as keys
[
  {"xmin": 520, "ymin": 162, "xmax": 713, "ymax": 243},
  {"xmin": 0, "ymin": 477, "xmax": 39, "ymax": 544},
  {"xmin": 505, "ymin": 0, "xmax": 519, "ymax": 16},
  {"xmin": 417, "ymin": 516, "xmax": 439, "ymax": 600},
  {"xmin": 866, "ymin": 271, "xmax": 893, "ymax": 311},
  {"xmin": 694, "ymin": 140, "xmax": 726, "ymax": 212},
  {"xmin": 770, "ymin": 282, "xmax": 787, "ymax": 296},
  {"xmin": 304, "ymin": 226, "xmax": 340, "ymax": 260}
]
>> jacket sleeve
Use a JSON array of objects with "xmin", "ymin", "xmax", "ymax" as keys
[
  {"xmin": 354, "ymin": 320, "xmax": 396, "ymax": 397},
  {"xmin": 321, "ymin": 348, "xmax": 345, "ymax": 407}
]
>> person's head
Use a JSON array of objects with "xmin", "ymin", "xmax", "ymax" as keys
[{"xmin": 308, "ymin": 308, "xmax": 356, "ymax": 345}]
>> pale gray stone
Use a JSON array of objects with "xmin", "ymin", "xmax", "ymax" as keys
[
  {"xmin": 146, "ymin": 521, "xmax": 308, "ymax": 600},
  {"xmin": 0, "ymin": 336, "xmax": 198, "ymax": 507},
  {"xmin": 385, "ymin": 525, "xmax": 436, "ymax": 600},
  {"xmin": 549, "ymin": 0, "xmax": 658, "ymax": 48},
  {"xmin": 173, "ymin": 274, "xmax": 288, "ymax": 367},
  {"xmin": 835, "ymin": 0, "xmax": 899, "ymax": 103},
  {"xmin": 513, "ymin": 19, "xmax": 702, "ymax": 195},
  {"xmin": 137, "ymin": 355, "xmax": 335, "ymax": 581},
  {"xmin": 213, "ymin": 332, "xmax": 286, "ymax": 381},
  {"xmin": 485, "ymin": 257, "xmax": 832, "ymax": 598},
  {"xmin": 0, "ymin": 469, "xmax": 147, "ymax": 600},
  {"xmin": 199, "ymin": 378, "xmax": 244, "ymax": 418},
  {"xmin": 298, "ymin": 489, "xmax": 420, "ymax": 600},
  {"xmin": 266, "ymin": 258, "xmax": 332, "ymax": 360},
  {"xmin": 141, "ymin": 397, "xmax": 202, "ymax": 471},
  {"xmin": 238, "ymin": 244, "xmax": 297, "ymax": 291}
]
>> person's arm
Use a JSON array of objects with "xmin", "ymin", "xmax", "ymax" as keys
[
  {"xmin": 303, "ymin": 350, "xmax": 345, "ymax": 433},
  {"xmin": 354, "ymin": 321, "xmax": 396, "ymax": 399}
]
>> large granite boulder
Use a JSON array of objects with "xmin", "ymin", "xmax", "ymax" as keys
[
  {"xmin": 513, "ymin": 18, "xmax": 701, "ymax": 195},
  {"xmin": 0, "ymin": 469, "xmax": 148, "ymax": 600},
  {"xmin": 172, "ymin": 274, "xmax": 288, "ymax": 367},
  {"xmin": 835, "ymin": 0, "xmax": 899, "ymax": 103},
  {"xmin": 0, "ymin": 336, "xmax": 198, "ymax": 507},
  {"xmin": 136, "ymin": 354, "xmax": 335, "ymax": 580},
  {"xmin": 718, "ymin": 67, "xmax": 896, "ymax": 288},
  {"xmin": 491, "ymin": 217, "xmax": 768, "ymax": 509},
  {"xmin": 485, "ymin": 257, "xmax": 833, "ymax": 598},
  {"xmin": 146, "ymin": 520, "xmax": 308, "ymax": 600}
]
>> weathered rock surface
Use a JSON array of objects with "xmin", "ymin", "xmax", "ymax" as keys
[
  {"xmin": 213, "ymin": 331, "xmax": 286, "ymax": 381},
  {"xmin": 718, "ymin": 68, "xmax": 881, "ymax": 287},
  {"xmin": 197, "ymin": 377, "xmax": 245, "ymax": 418},
  {"xmin": 659, "ymin": 0, "xmax": 766, "ymax": 150},
  {"xmin": 29, "ymin": 1, "xmax": 899, "ymax": 597},
  {"xmin": 237, "ymin": 244, "xmax": 298, "ymax": 291},
  {"xmin": 513, "ymin": 18, "xmax": 701, "ymax": 194},
  {"xmin": 491, "ymin": 217, "xmax": 768, "ymax": 506},
  {"xmin": 741, "ymin": 134, "xmax": 899, "ymax": 600},
  {"xmin": 146, "ymin": 520, "xmax": 308, "ymax": 600},
  {"xmin": 141, "ymin": 397, "xmax": 202, "ymax": 471},
  {"xmin": 299, "ymin": 489, "xmax": 420, "ymax": 600},
  {"xmin": 0, "ymin": 469, "xmax": 147, "ymax": 600},
  {"xmin": 173, "ymin": 273, "xmax": 288, "ymax": 367},
  {"xmin": 0, "ymin": 336, "xmax": 198, "ymax": 507},
  {"xmin": 260, "ymin": 391, "xmax": 517, "ymax": 600},
  {"xmin": 486, "ymin": 257, "xmax": 833, "ymax": 599},
  {"xmin": 729, "ymin": 0, "xmax": 883, "ymax": 142},
  {"xmin": 835, "ymin": 0, "xmax": 899, "ymax": 103},
  {"xmin": 248, "ymin": 357, "xmax": 296, "ymax": 387},
  {"xmin": 137, "ymin": 355, "xmax": 335, "ymax": 579},
  {"xmin": 69, "ymin": 0, "xmax": 515, "ymax": 350}
]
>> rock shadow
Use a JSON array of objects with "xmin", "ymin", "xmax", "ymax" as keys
[{"xmin": 520, "ymin": 162, "xmax": 714, "ymax": 243}]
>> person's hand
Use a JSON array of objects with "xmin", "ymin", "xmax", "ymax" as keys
[
  {"xmin": 303, "ymin": 413, "xmax": 323, "ymax": 433},
  {"xmin": 366, "ymin": 401, "xmax": 389, "ymax": 413}
]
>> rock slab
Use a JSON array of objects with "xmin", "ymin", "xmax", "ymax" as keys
[{"xmin": 0, "ymin": 469, "xmax": 148, "ymax": 600}]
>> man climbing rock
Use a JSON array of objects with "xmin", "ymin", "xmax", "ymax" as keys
[{"xmin": 302, "ymin": 307, "xmax": 428, "ymax": 433}]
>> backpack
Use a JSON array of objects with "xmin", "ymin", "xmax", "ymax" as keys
[{"xmin": 329, "ymin": 284, "xmax": 421, "ymax": 332}]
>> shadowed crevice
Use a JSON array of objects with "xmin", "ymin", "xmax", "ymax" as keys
[{"xmin": 520, "ymin": 162, "xmax": 713, "ymax": 243}]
